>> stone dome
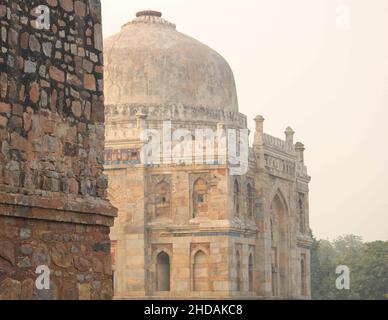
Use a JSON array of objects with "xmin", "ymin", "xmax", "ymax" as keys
[{"xmin": 104, "ymin": 11, "xmax": 239, "ymax": 112}]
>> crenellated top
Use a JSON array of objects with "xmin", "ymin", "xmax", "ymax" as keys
[
  {"xmin": 263, "ymin": 133, "xmax": 295, "ymax": 154},
  {"xmin": 252, "ymin": 115, "xmax": 310, "ymax": 180}
]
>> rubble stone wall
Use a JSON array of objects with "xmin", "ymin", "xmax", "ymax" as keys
[
  {"xmin": 0, "ymin": 0, "xmax": 105, "ymax": 196},
  {"xmin": 0, "ymin": 212, "xmax": 113, "ymax": 300},
  {"xmin": 0, "ymin": 0, "xmax": 116, "ymax": 300}
]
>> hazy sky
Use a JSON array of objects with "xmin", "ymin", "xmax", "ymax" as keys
[{"xmin": 101, "ymin": 0, "xmax": 388, "ymax": 242}]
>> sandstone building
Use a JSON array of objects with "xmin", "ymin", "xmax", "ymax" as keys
[
  {"xmin": 104, "ymin": 11, "xmax": 312, "ymax": 299},
  {"xmin": 0, "ymin": 0, "xmax": 116, "ymax": 299}
]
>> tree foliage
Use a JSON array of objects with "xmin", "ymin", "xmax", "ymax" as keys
[{"xmin": 311, "ymin": 234, "xmax": 388, "ymax": 300}]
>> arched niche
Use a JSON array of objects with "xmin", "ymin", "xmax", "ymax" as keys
[
  {"xmin": 270, "ymin": 191, "xmax": 290, "ymax": 298},
  {"xmin": 193, "ymin": 250, "xmax": 210, "ymax": 292},
  {"xmin": 156, "ymin": 251, "xmax": 170, "ymax": 292}
]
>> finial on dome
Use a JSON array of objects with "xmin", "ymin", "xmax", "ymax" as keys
[
  {"xmin": 124, "ymin": 10, "xmax": 176, "ymax": 30},
  {"xmin": 136, "ymin": 10, "xmax": 162, "ymax": 18}
]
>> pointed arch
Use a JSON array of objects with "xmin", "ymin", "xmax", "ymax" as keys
[
  {"xmin": 271, "ymin": 193, "xmax": 288, "ymax": 235},
  {"xmin": 270, "ymin": 188, "xmax": 289, "ymax": 213}
]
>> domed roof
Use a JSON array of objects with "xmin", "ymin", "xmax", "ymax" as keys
[{"xmin": 104, "ymin": 11, "xmax": 239, "ymax": 112}]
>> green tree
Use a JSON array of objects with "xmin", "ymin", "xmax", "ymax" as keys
[
  {"xmin": 311, "ymin": 237, "xmax": 337, "ymax": 299},
  {"xmin": 311, "ymin": 234, "xmax": 388, "ymax": 300},
  {"xmin": 352, "ymin": 241, "xmax": 388, "ymax": 300}
]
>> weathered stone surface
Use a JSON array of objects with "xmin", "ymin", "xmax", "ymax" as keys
[
  {"xmin": 92, "ymin": 257, "xmax": 103, "ymax": 273},
  {"xmin": 83, "ymin": 73, "xmax": 96, "ymax": 91},
  {"xmin": 0, "ymin": 0, "xmax": 116, "ymax": 300},
  {"xmin": 49, "ymin": 66, "xmax": 65, "ymax": 83},
  {"xmin": 20, "ymin": 228, "xmax": 31, "ymax": 240},
  {"xmin": 20, "ymin": 32, "xmax": 29, "ymax": 50},
  {"xmin": 74, "ymin": 256, "xmax": 91, "ymax": 272},
  {"xmin": 17, "ymin": 256, "xmax": 32, "ymax": 268},
  {"xmin": 71, "ymin": 101, "xmax": 82, "ymax": 118},
  {"xmin": 94, "ymin": 24, "xmax": 103, "ymax": 52},
  {"xmin": 33, "ymin": 281, "xmax": 58, "ymax": 300},
  {"xmin": 0, "ymin": 240, "xmax": 15, "ymax": 265},
  {"xmin": 32, "ymin": 245, "xmax": 50, "ymax": 266},
  {"xmin": 78, "ymin": 283, "xmax": 91, "ymax": 300},
  {"xmin": 19, "ymin": 245, "xmax": 33, "ymax": 256},
  {"xmin": 42, "ymin": 42, "xmax": 52, "ymax": 57},
  {"xmin": 0, "ymin": 102, "xmax": 11, "ymax": 114},
  {"xmin": 29, "ymin": 82, "xmax": 40, "ymax": 103},
  {"xmin": 0, "ymin": 115, "xmax": 7, "ymax": 129},
  {"xmin": 24, "ymin": 60, "xmax": 36, "ymax": 73},
  {"xmin": 0, "ymin": 278, "xmax": 21, "ymax": 300},
  {"xmin": 0, "ymin": 5, "xmax": 6, "ymax": 18},
  {"xmin": 29, "ymin": 35, "xmax": 41, "ymax": 52},
  {"xmin": 59, "ymin": 0, "xmax": 73, "ymax": 12},
  {"xmin": 51, "ymin": 244, "xmax": 73, "ymax": 268},
  {"xmin": 21, "ymin": 279, "xmax": 34, "ymax": 300},
  {"xmin": 63, "ymin": 281, "xmax": 79, "ymax": 300},
  {"xmin": 74, "ymin": 1, "xmax": 86, "ymax": 17}
]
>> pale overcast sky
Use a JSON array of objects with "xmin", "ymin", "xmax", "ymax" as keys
[{"xmin": 100, "ymin": 0, "xmax": 388, "ymax": 242}]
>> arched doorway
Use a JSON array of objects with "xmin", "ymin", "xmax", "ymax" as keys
[{"xmin": 156, "ymin": 252, "xmax": 170, "ymax": 291}]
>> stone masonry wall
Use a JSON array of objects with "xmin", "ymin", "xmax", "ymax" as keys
[
  {"xmin": 0, "ymin": 214, "xmax": 113, "ymax": 300},
  {"xmin": 0, "ymin": 0, "xmax": 116, "ymax": 300},
  {"xmin": 0, "ymin": 0, "xmax": 105, "ymax": 196}
]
